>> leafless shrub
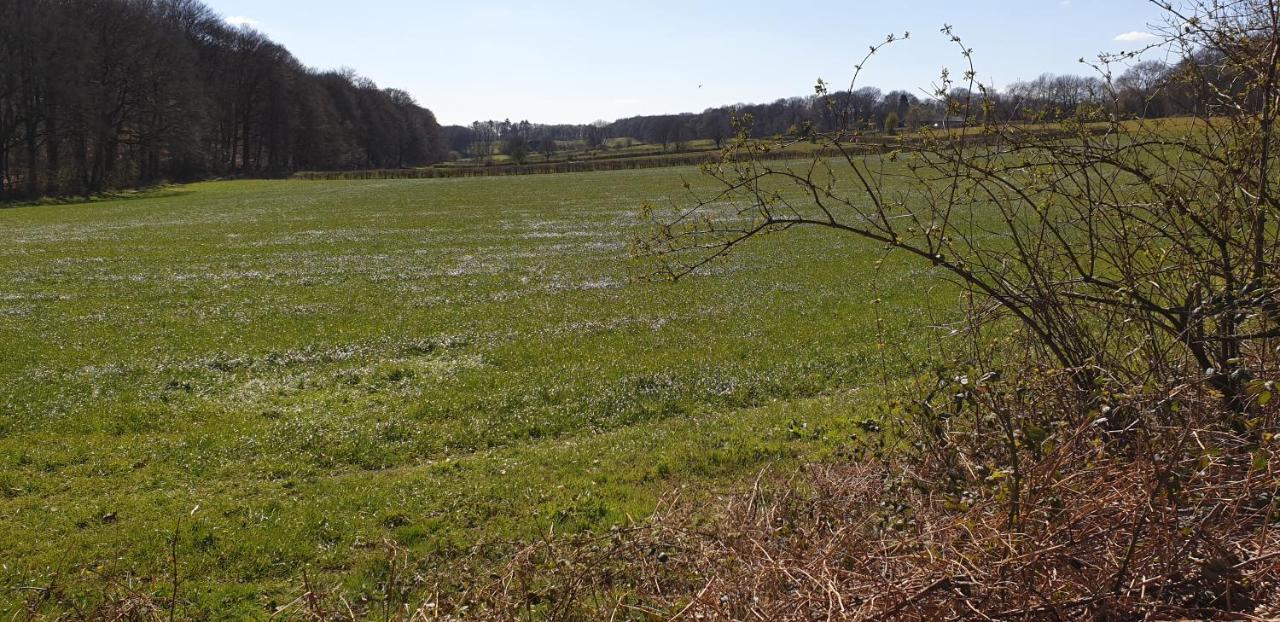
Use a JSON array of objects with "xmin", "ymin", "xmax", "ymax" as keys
[
  {"xmin": 393, "ymin": 371, "xmax": 1280, "ymax": 621},
  {"xmin": 636, "ymin": 0, "xmax": 1280, "ymax": 417}
]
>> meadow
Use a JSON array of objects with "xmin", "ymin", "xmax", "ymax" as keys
[{"xmin": 0, "ymin": 165, "xmax": 950, "ymax": 616}]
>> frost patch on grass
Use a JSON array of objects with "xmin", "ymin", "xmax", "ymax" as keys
[
  {"xmin": 0, "ymin": 292, "xmax": 74, "ymax": 302},
  {"xmin": 226, "ymin": 353, "xmax": 487, "ymax": 410},
  {"xmin": 545, "ymin": 277, "xmax": 623, "ymax": 293},
  {"xmin": 444, "ymin": 255, "xmax": 506, "ymax": 277}
]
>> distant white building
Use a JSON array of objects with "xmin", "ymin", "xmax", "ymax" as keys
[{"xmin": 932, "ymin": 116, "xmax": 969, "ymax": 129}]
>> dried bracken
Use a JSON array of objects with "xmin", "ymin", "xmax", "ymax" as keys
[{"xmin": 381, "ymin": 374, "xmax": 1271, "ymax": 621}]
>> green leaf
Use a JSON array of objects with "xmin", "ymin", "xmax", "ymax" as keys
[{"xmin": 1024, "ymin": 424, "xmax": 1049, "ymax": 447}]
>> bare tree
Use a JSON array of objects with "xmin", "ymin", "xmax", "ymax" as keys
[{"xmin": 639, "ymin": 0, "xmax": 1280, "ymax": 417}]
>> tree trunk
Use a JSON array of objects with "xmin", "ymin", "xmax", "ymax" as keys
[
  {"xmin": 240, "ymin": 103, "xmax": 253, "ymax": 172},
  {"xmin": 24, "ymin": 116, "xmax": 39, "ymax": 197},
  {"xmin": 73, "ymin": 122, "xmax": 88, "ymax": 195},
  {"xmin": 45, "ymin": 98, "xmax": 59, "ymax": 194},
  {"xmin": 0, "ymin": 142, "xmax": 9, "ymax": 199}
]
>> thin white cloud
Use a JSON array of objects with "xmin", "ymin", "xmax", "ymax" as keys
[
  {"xmin": 1114, "ymin": 31, "xmax": 1156, "ymax": 42},
  {"xmin": 225, "ymin": 16, "xmax": 261, "ymax": 29}
]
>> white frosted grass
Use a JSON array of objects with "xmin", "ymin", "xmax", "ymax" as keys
[{"xmin": 223, "ymin": 353, "xmax": 487, "ymax": 412}]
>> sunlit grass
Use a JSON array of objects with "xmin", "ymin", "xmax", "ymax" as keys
[{"xmin": 0, "ymin": 166, "xmax": 951, "ymax": 616}]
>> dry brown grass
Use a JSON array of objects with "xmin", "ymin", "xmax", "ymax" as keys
[{"xmin": 357, "ymin": 372, "xmax": 1280, "ymax": 621}]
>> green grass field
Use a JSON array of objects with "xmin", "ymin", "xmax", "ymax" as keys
[
  {"xmin": 443, "ymin": 137, "xmax": 723, "ymax": 167},
  {"xmin": 0, "ymin": 166, "xmax": 949, "ymax": 617}
]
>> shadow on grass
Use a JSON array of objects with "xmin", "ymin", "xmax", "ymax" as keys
[{"xmin": 0, "ymin": 187, "xmax": 196, "ymax": 210}]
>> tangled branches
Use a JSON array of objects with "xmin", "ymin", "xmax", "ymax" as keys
[
  {"xmin": 637, "ymin": 0, "xmax": 1280, "ymax": 415},
  {"xmin": 437, "ymin": 373, "xmax": 1280, "ymax": 620}
]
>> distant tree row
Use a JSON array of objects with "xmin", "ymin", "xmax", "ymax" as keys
[
  {"xmin": 441, "ymin": 120, "xmax": 579, "ymax": 163},
  {"xmin": 606, "ymin": 61, "xmax": 1204, "ymax": 144},
  {"xmin": 442, "ymin": 60, "xmax": 1206, "ymax": 159},
  {"xmin": 0, "ymin": 0, "xmax": 446, "ymax": 200}
]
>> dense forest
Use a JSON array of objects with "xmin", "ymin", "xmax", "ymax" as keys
[
  {"xmin": 0, "ymin": 0, "xmax": 446, "ymax": 200},
  {"xmin": 443, "ymin": 61, "xmax": 1192, "ymax": 159}
]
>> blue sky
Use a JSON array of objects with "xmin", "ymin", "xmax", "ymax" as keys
[{"xmin": 201, "ymin": 1, "xmax": 1170, "ymax": 126}]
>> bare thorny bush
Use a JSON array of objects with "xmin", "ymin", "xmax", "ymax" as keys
[
  {"xmin": 20, "ymin": 1, "xmax": 1280, "ymax": 620},
  {"xmin": 603, "ymin": 0, "xmax": 1280, "ymax": 616},
  {"xmin": 640, "ymin": 0, "xmax": 1280, "ymax": 418}
]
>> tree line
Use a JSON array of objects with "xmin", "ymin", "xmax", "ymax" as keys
[
  {"xmin": 443, "ymin": 60, "xmax": 1203, "ymax": 160},
  {"xmin": 0, "ymin": 0, "xmax": 446, "ymax": 200}
]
